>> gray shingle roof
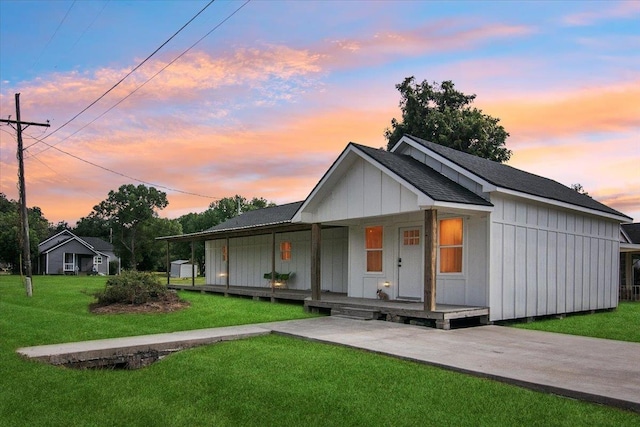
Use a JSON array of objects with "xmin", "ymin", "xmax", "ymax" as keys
[
  {"xmin": 622, "ymin": 223, "xmax": 640, "ymax": 244},
  {"xmin": 353, "ymin": 143, "xmax": 492, "ymax": 207},
  {"xmin": 80, "ymin": 236, "xmax": 114, "ymax": 252},
  {"xmin": 206, "ymin": 201, "xmax": 304, "ymax": 232},
  {"xmin": 404, "ymin": 135, "xmax": 629, "ymax": 219}
]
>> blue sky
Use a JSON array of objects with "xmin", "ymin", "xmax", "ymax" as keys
[{"xmin": 0, "ymin": 0, "xmax": 638, "ymax": 223}]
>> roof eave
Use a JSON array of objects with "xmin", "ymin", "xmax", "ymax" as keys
[{"xmin": 496, "ymin": 187, "xmax": 632, "ymax": 222}]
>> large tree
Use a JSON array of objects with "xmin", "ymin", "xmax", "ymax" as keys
[
  {"xmin": 89, "ymin": 184, "xmax": 169, "ymax": 270},
  {"xmin": 384, "ymin": 77, "xmax": 512, "ymax": 162}
]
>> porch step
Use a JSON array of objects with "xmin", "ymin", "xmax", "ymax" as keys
[{"xmin": 331, "ymin": 306, "xmax": 380, "ymax": 320}]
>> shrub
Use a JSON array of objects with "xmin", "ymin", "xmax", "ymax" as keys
[{"xmin": 94, "ymin": 271, "xmax": 170, "ymax": 305}]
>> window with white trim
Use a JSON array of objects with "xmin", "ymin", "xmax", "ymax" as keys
[
  {"xmin": 439, "ymin": 218, "xmax": 463, "ymax": 273},
  {"xmin": 93, "ymin": 256, "xmax": 102, "ymax": 264},
  {"xmin": 365, "ymin": 226, "xmax": 383, "ymax": 272}
]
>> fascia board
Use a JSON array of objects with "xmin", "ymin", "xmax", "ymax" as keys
[
  {"xmin": 45, "ymin": 236, "xmax": 99, "ymax": 255},
  {"xmin": 292, "ymin": 145, "xmax": 365, "ymax": 223},
  {"xmin": 497, "ymin": 187, "xmax": 632, "ymax": 223},
  {"xmin": 426, "ymin": 201, "xmax": 494, "ymax": 212},
  {"xmin": 38, "ymin": 229, "xmax": 74, "ymax": 249},
  {"xmin": 620, "ymin": 243, "xmax": 640, "ymax": 253}
]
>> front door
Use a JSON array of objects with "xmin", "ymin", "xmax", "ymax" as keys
[{"xmin": 398, "ymin": 227, "xmax": 422, "ymax": 300}]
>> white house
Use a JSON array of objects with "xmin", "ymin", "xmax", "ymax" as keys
[{"xmin": 161, "ymin": 135, "xmax": 632, "ymax": 323}]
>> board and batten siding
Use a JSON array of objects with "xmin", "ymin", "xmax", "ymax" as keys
[
  {"xmin": 205, "ymin": 228, "xmax": 347, "ymax": 292},
  {"xmin": 437, "ymin": 214, "xmax": 489, "ymax": 307},
  {"xmin": 489, "ymin": 194, "xmax": 620, "ymax": 321},
  {"xmin": 312, "ymin": 157, "xmax": 420, "ymax": 223},
  {"xmin": 346, "ymin": 212, "xmax": 489, "ymax": 305}
]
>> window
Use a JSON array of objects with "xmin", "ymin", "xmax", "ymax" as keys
[
  {"xmin": 365, "ymin": 226, "xmax": 383, "ymax": 272},
  {"xmin": 439, "ymin": 218, "xmax": 463, "ymax": 273},
  {"xmin": 93, "ymin": 256, "xmax": 102, "ymax": 264},
  {"xmin": 280, "ymin": 241, "xmax": 292, "ymax": 261},
  {"xmin": 403, "ymin": 229, "xmax": 420, "ymax": 246},
  {"xmin": 222, "ymin": 245, "xmax": 228, "ymax": 262}
]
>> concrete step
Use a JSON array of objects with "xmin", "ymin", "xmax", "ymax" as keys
[{"xmin": 331, "ymin": 306, "xmax": 380, "ymax": 320}]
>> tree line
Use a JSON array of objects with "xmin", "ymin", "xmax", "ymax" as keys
[{"xmin": 0, "ymin": 188, "xmax": 272, "ymax": 274}]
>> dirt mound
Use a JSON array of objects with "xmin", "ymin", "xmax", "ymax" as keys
[{"xmin": 90, "ymin": 292, "xmax": 190, "ymax": 314}]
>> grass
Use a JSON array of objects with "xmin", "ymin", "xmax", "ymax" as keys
[
  {"xmin": 509, "ymin": 302, "xmax": 640, "ymax": 343},
  {"xmin": 1, "ymin": 275, "xmax": 639, "ymax": 426}
]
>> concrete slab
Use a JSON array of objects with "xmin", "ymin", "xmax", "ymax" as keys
[
  {"xmin": 17, "ymin": 324, "xmax": 270, "ymax": 367},
  {"xmin": 17, "ymin": 317, "xmax": 640, "ymax": 412}
]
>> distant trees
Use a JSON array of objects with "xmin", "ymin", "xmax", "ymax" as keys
[
  {"xmin": 385, "ymin": 77, "xmax": 511, "ymax": 163},
  {"xmin": 0, "ymin": 188, "xmax": 275, "ymax": 274},
  {"xmin": 0, "ymin": 193, "xmax": 50, "ymax": 273}
]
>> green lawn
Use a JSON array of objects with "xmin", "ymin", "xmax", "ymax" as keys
[
  {"xmin": 1, "ymin": 275, "xmax": 638, "ymax": 426},
  {"xmin": 509, "ymin": 302, "xmax": 640, "ymax": 343}
]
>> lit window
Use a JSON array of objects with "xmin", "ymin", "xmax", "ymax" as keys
[
  {"xmin": 280, "ymin": 241, "xmax": 291, "ymax": 261},
  {"xmin": 403, "ymin": 229, "xmax": 420, "ymax": 246},
  {"xmin": 365, "ymin": 226, "xmax": 383, "ymax": 272},
  {"xmin": 222, "ymin": 245, "xmax": 228, "ymax": 262},
  {"xmin": 439, "ymin": 218, "xmax": 463, "ymax": 273}
]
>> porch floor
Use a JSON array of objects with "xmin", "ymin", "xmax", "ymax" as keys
[
  {"xmin": 168, "ymin": 284, "xmax": 489, "ymax": 330},
  {"xmin": 304, "ymin": 294, "xmax": 489, "ymax": 330}
]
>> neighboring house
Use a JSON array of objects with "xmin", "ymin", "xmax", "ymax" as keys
[
  {"xmin": 620, "ymin": 223, "xmax": 640, "ymax": 301},
  {"xmin": 160, "ymin": 135, "xmax": 632, "ymax": 322},
  {"xmin": 170, "ymin": 260, "xmax": 199, "ymax": 279},
  {"xmin": 38, "ymin": 230, "xmax": 120, "ymax": 275}
]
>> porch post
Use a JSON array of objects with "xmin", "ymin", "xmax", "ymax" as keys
[
  {"xmin": 166, "ymin": 241, "xmax": 170, "ymax": 285},
  {"xmin": 191, "ymin": 240, "xmax": 195, "ymax": 287},
  {"xmin": 424, "ymin": 209, "xmax": 437, "ymax": 311},
  {"xmin": 625, "ymin": 252, "xmax": 633, "ymax": 300},
  {"xmin": 225, "ymin": 237, "xmax": 230, "ymax": 290},
  {"xmin": 311, "ymin": 223, "xmax": 321, "ymax": 300},
  {"xmin": 271, "ymin": 231, "xmax": 276, "ymax": 293}
]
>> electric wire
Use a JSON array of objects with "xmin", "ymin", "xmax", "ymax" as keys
[
  {"xmin": 25, "ymin": 133, "xmax": 218, "ymax": 199},
  {"xmin": 31, "ymin": 1, "xmax": 77, "ymax": 70},
  {"xmin": 69, "ymin": 0, "xmax": 110, "ymax": 51},
  {"xmin": 26, "ymin": 0, "xmax": 216, "ymax": 150},
  {"xmin": 30, "ymin": 0, "xmax": 251, "ymax": 158}
]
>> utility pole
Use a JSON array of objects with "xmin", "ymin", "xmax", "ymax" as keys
[{"xmin": 0, "ymin": 93, "xmax": 50, "ymax": 297}]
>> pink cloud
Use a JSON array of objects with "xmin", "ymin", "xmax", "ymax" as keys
[{"xmin": 562, "ymin": 1, "xmax": 640, "ymax": 26}]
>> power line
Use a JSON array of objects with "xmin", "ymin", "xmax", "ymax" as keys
[
  {"xmin": 25, "ymin": 133, "xmax": 219, "ymax": 199},
  {"xmin": 31, "ymin": 1, "xmax": 77, "ymax": 70},
  {"xmin": 68, "ymin": 0, "xmax": 110, "ymax": 51},
  {"xmin": 30, "ymin": 0, "xmax": 251, "ymax": 160},
  {"xmin": 27, "ymin": 0, "xmax": 216, "ymax": 149}
]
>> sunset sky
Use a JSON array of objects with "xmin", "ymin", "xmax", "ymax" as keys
[{"xmin": 1, "ymin": 0, "xmax": 638, "ymax": 225}]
